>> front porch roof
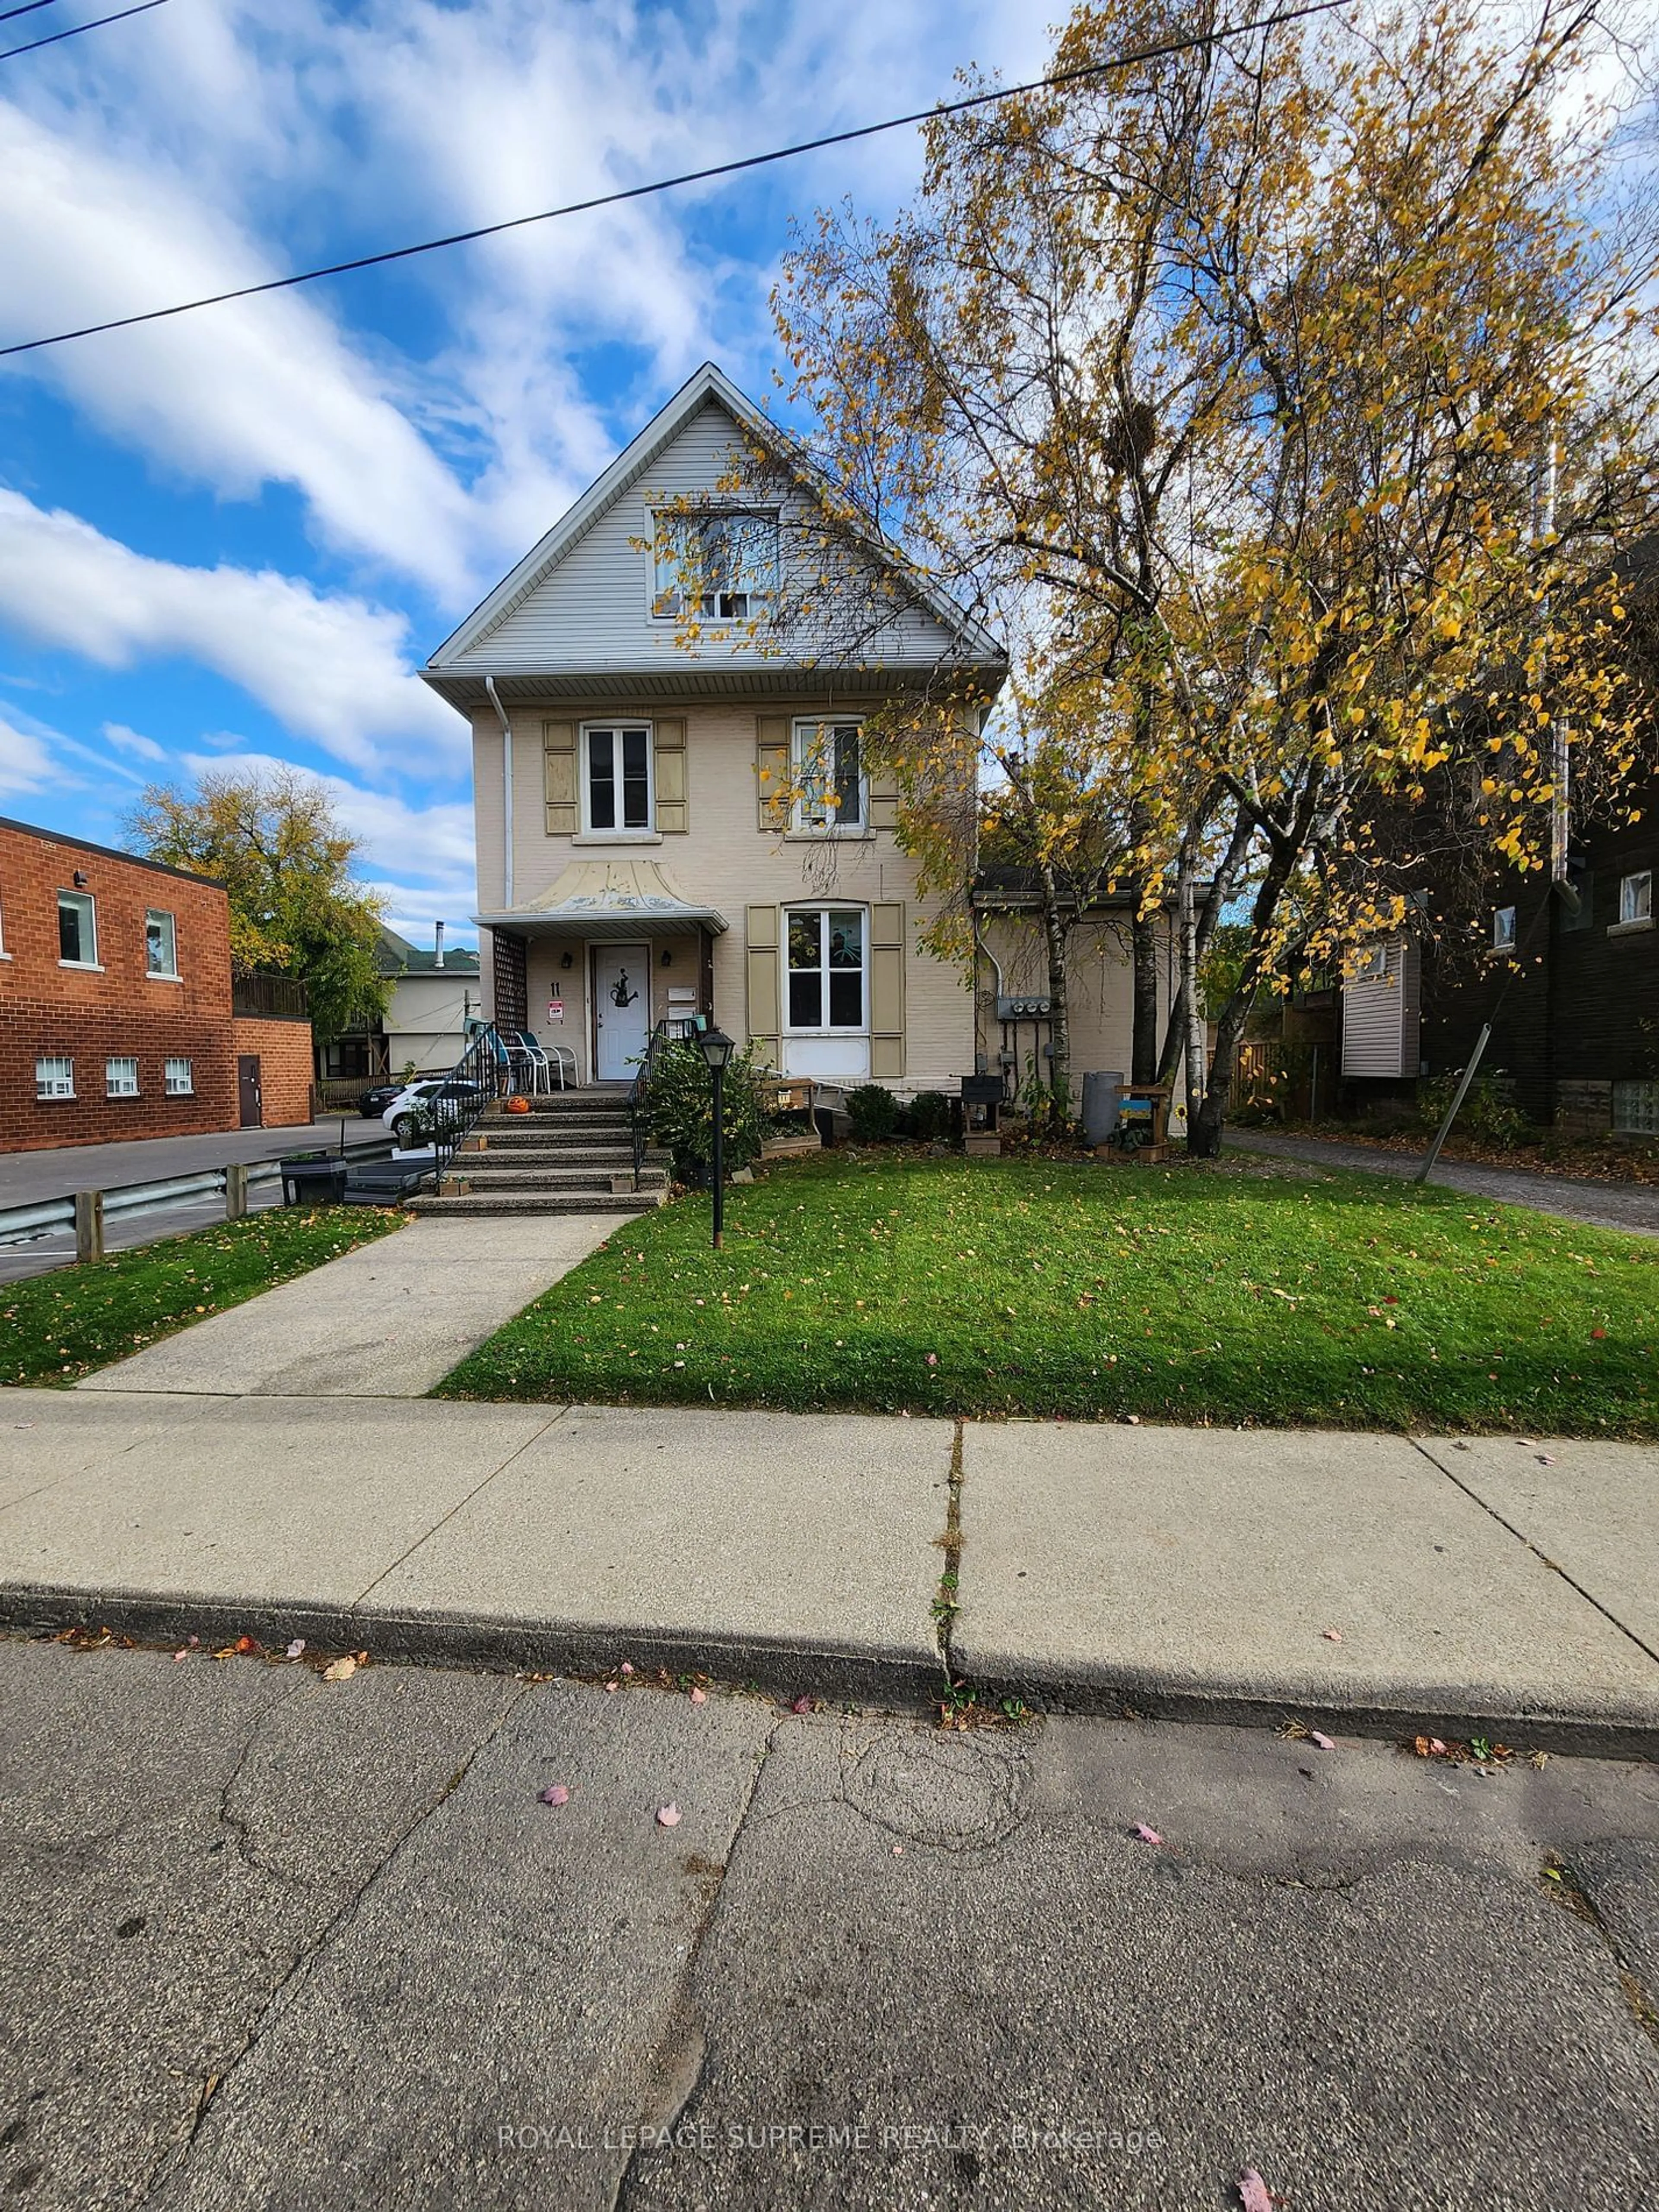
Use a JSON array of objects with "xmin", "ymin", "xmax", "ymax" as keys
[{"xmin": 474, "ymin": 857, "xmax": 728, "ymax": 940}]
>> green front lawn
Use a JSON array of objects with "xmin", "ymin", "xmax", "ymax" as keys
[
  {"xmin": 0, "ymin": 1206, "xmax": 404, "ymax": 1387},
  {"xmin": 436, "ymin": 1154, "xmax": 1659, "ymax": 1434}
]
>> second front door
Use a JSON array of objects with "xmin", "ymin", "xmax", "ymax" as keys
[{"xmin": 594, "ymin": 942, "xmax": 651, "ymax": 1081}]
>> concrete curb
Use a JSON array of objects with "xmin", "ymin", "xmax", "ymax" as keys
[
  {"xmin": 950, "ymin": 1657, "xmax": 1659, "ymax": 1762},
  {"xmin": 0, "ymin": 1582, "xmax": 947, "ymax": 1714},
  {"xmin": 8, "ymin": 1578, "xmax": 1658, "ymax": 1756}
]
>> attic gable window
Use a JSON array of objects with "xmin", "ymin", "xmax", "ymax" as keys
[{"xmin": 652, "ymin": 509, "xmax": 777, "ymax": 622}]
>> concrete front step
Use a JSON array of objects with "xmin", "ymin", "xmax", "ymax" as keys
[
  {"xmin": 407, "ymin": 1191, "xmax": 663, "ymax": 1217},
  {"xmin": 460, "ymin": 1144, "xmax": 667, "ymax": 1168},
  {"xmin": 442, "ymin": 1167, "xmax": 669, "ymax": 1193}
]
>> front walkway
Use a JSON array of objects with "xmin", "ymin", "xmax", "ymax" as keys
[
  {"xmin": 1229, "ymin": 1127, "xmax": 1659, "ymax": 1237},
  {"xmin": 74, "ymin": 1214, "xmax": 616, "ymax": 1398}
]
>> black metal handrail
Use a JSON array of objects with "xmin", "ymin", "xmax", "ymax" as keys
[{"xmin": 423, "ymin": 1020, "xmax": 510, "ymax": 1189}]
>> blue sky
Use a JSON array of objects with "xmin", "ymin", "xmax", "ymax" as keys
[{"xmin": 0, "ymin": 0, "xmax": 1047, "ymax": 948}]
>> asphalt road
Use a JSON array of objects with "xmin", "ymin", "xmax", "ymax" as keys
[{"xmin": 2, "ymin": 1641, "xmax": 1655, "ymax": 2212}]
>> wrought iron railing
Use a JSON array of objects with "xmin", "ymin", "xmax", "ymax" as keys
[{"xmin": 426, "ymin": 1021, "xmax": 511, "ymax": 1188}]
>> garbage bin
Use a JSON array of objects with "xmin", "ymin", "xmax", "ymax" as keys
[
  {"xmin": 1081, "ymin": 1071, "xmax": 1125, "ymax": 1147},
  {"xmin": 280, "ymin": 1156, "xmax": 351, "ymax": 1205}
]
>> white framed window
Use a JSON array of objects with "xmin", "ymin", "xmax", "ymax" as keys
[
  {"xmin": 785, "ymin": 907, "xmax": 868, "ymax": 1033},
  {"xmin": 791, "ymin": 718, "xmax": 867, "ymax": 833},
  {"xmin": 145, "ymin": 908, "xmax": 178, "ymax": 977},
  {"xmin": 1613, "ymin": 1079, "xmax": 1659, "ymax": 1135},
  {"xmin": 1350, "ymin": 944, "xmax": 1388, "ymax": 982},
  {"xmin": 651, "ymin": 509, "xmax": 777, "ymax": 621},
  {"xmin": 1493, "ymin": 906, "xmax": 1517, "ymax": 951},
  {"xmin": 164, "ymin": 1057, "xmax": 194, "ymax": 1096},
  {"xmin": 1619, "ymin": 871, "xmax": 1653, "ymax": 925},
  {"xmin": 581, "ymin": 725, "xmax": 654, "ymax": 834},
  {"xmin": 57, "ymin": 890, "xmax": 98, "ymax": 967},
  {"xmin": 35, "ymin": 1055, "xmax": 74, "ymax": 1100},
  {"xmin": 105, "ymin": 1056, "xmax": 140, "ymax": 1098}
]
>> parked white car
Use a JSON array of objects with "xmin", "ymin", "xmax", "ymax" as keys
[{"xmin": 381, "ymin": 1076, "xmax": 488, "ymax": 1148}]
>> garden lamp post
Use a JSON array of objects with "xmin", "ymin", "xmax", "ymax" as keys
[{"xmin": 695, "ymin": 1025, "xmax": 735, "ymax": 1249}]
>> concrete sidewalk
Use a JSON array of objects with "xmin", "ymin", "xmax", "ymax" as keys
[
  {"xmin": 1, "ymin": 1390, "xmax": 1655, "ymax": 1750},
  {"xmin": 74, "ymin": 1214, "xmax": 615, "ymax": 1398}
]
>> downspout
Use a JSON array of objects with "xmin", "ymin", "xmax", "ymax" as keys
[{"xmin": 486, "ymin": 677, "xmax": 514, "ymax": 911}]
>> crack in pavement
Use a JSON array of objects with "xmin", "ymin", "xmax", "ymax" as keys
[
  {"xmin": 1408, "ymin": 1436, "xmax": 1659, "ymax": 1667},
  {"xmin": 1542, "ymin": 1854, "xmax": 1659, "ymax": 2055},
  {"xmin": 136, "ymin": 1678, "xmax": 534, "ymax": 2209},
  {"xmin": 609, "ymin": 1712, "xmax": 785, "ymax": 2212},
  {"xmin": 350, "ymin": 1406, "xmax": 572, "ymax": 1608}
]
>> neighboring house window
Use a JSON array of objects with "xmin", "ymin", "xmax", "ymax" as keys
[
  {"xmin": 1493, "ymin": 906, "xmax": 1517, "ymax": 951},
  {"xmin": 105, "ymin": 1056, "xmax": 140, "ymax": 1098},
  {"xmin": 582, "ymin": 725, "xmax": 653, "ymax": 833},
  {"xmin": 146, "ymin": 909, "xmax": 178, "ymax": 976},
  {"xmin": 323, "ymin": 1038, "xmax": 374, "ymax": 1080},
  {"xmin": 791, "ymin": 719, "xmax": 866, "ymax": 832},
  {"xmin": 1619, "ymin": 871, "xmax": 1653, "ymax": 925},
  {"xmin": 164, "ymin": 1057, "xmax": 194, "ymax": 1096},
  {"xmin": 35, "ymin": 1055, "xmax": 74, "ymax": 1100},
  {"xmin": 1350, "ymin": 944, "xmax": 1388, "ymax": 982},
  {"xmin": 1613, "ymin": 1080, "xmax": 1659, "ymax": 1135},
  {"xmin": 786, "ymin": 908, "xmax": 866, "ymax": 1031},
  {"xmin": 58, "ymin": 890, "xmax": 97, "ymax": 966},
  {"xmin": 652, "ymin": 509, "xmax": 777, "ymax": 621}
]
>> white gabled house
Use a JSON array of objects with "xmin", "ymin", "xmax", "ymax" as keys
[{"xmin": 423, "ymin": 362, "xmax": 1009, "ymax": 1093}]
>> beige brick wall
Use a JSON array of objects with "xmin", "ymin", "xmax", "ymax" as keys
[{"xmin": 474, "ymin": 699, "xmax": 977, "ymax": 1090}]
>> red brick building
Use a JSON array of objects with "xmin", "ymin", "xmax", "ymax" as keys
[{"xmin": 0, "ymin": 816, "xmax": 313, "ymax": 1153}]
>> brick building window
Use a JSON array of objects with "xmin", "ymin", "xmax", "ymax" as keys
[
  {"xmin": 105, "ymin": 1056, "xmax": 140, "ymax": 1098},
  {"xmin": 164, "ymin": 1057, "xmax": 194, "ymax": 1096},
  {"xmin": 58, "ymin": 890, "xmax": 98, "ymax": 967},
  {"xmin": 35, "ymin": 1055, "xmax": 75, "ymax": 1100},
  {"xmin": 146, "ymin": 909, "xmax": 179, "ymax": 977}
]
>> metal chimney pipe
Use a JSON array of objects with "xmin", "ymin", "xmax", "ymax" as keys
[{"xmin": 434, "ymin": 920, "xmax": 446, "ymax": 969}]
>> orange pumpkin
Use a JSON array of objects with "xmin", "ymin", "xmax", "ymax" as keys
[{"xmin": 505, "ymin": 1095, "xmax": 532, "ymax": 1115}]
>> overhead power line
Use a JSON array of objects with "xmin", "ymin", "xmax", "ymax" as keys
[
  {"xmin": 0, "ymin": 0, "xmax": 1344, "ymax": 360},
  {"xmin": 0, "ymin": 3, "xmax": 71, "ymax": 27},
  {"xmin": 0, "ymin": 0, "xmax": 171, "ymax": 64}
]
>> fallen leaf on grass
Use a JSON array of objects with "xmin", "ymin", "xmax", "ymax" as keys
[
  {"xmin": 322, "ymin": 1656, "xmax": 357, "ymax": 1682},
  {"xmin": 1133, "ymin": 1823, "xmax": 1164, "ymax": 1846},
  {"xmin": 539, "ymin": 1785, "xmax": 569, "ymax": 1807},
  {"xmin": 656, "ymin": 1803, "xmax": 682, "ymax": 1828},
  {"xmin": 1238, "ymin": 2168, "xmax": 1276, "ymax": 2212}
]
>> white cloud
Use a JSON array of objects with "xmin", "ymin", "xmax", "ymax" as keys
[
  {"xmin": 0, "ymin": 714, "xmax": 55, "ymax": 799},
  {"xmin": 0, "ymin": 491, "xmax": 462, "ymax": 775},
  {"xmin": 102, "ymin": 722, "xmax": 168, "ymax": 763}
]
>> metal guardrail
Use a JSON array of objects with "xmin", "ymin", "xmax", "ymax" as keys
[{"xmin": 0, "ymin": 1136, "xmax": 397, "ymax": 1256}]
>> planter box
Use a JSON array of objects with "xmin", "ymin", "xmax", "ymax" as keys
[
  {"xmin": 762, "ymin": 1131, "xmax": 823, "ymax": 1159},
  {"xmin": 963, "ymin": 1133, "xmax": 1001, "ymax": 1158}
]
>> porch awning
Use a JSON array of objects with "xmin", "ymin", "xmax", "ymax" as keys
[{"xmin": 475, "ymin": 858, "xmax": 728, "ymax": 941}]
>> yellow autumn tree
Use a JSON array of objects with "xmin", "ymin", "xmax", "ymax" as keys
[{"xmin": 770, "ymin": 0, "xmax": 1659, "ymax": 1150}]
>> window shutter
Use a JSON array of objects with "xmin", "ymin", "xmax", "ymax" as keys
[
  {"xmin": 543, "ymin": 719, "xmax": 578, "ymax": 836},
  {"xmin": 868, "ymin": 756, "xmax": 901, "ymax": 833},
  {"xmin": 756, "ymin": 715, "xmax": 790, "ymax": 832},
  {"xmin": 654, "ymin": 716, "xmax": 688, "ymax": 833},
  {"xmin": 745, "ymin": 904, "xmax": 781, "ymax": 1068},
  {"xmin": 870, "ymin": 901, "xmax": 906, "ymax": 1081}
]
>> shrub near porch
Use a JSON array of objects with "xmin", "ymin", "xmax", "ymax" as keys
[{"xmin": 436, "ymin": 1154, "xmax": 1659, "ymax": 1435}]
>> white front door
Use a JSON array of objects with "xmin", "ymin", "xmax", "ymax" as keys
[{"xmin": 594, "ymin": 942, "xmax": 651, "ymax": 1081}]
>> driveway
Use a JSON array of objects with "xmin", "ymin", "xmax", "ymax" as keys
[{"xmin": 1229, "ymin": 1127, "xmax": 1659, "ymax": 1237}]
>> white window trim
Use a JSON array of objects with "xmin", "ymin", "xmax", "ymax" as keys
[
  {"xmin": 1617, "ymin": 871, "xmax": 1653, "ymax": 925},
  {"xmin": 648, "ymin": 507, "xmax": 779, "ymax": 624},
  {"xmin": 163, "ymin": 1057, "xmax": 195, "ymax": 1097},
  {"xmin": 1493, "ymin": 906, "xmax": 1517, "ymax": 951},
  {"xmin": 57, "ymin": 889, "xmax": 99, "ymax": 969},
  {"xmin": 789, "ymin": 717, "xmax": 870, "ymax": 837},
  {"xmin": 578, "ymin": 721, "xmax": 656, "ymax": 838},
  {"xmin": 145, "ymin": 908, "xmax": 180, "ymax": 981},
  {"xmin": 105, "ymin": 1056, "xmax": 141, "ymax": 1099},
  {"xmin": 783, "ymin": 905, "xmax": 870, "ymax": 1037},
  {"xmin": 35, "ymin": 1055, "xmax": 75, "ymax": 1101}
]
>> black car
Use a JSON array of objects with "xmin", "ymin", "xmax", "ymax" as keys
[{"xmin": 357, "ymin": 1082, "xmax": 407, "ymax": 1118}]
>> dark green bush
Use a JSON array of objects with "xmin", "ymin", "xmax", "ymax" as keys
[
  {"xmin": 1416, "ymin": 1070, "xmax": 1532, "ymax": 1148},
  {"xmin": 646, "ymin": 1039, "xmax": 774, "ymax": 1182},
  {"xmin": 910, "ymin": 1090, "xmax": 952, "ymax": 1141},
  {"xmin": 847, "ymin": 1083, "xmax": 900, "ymax": 1140}
]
